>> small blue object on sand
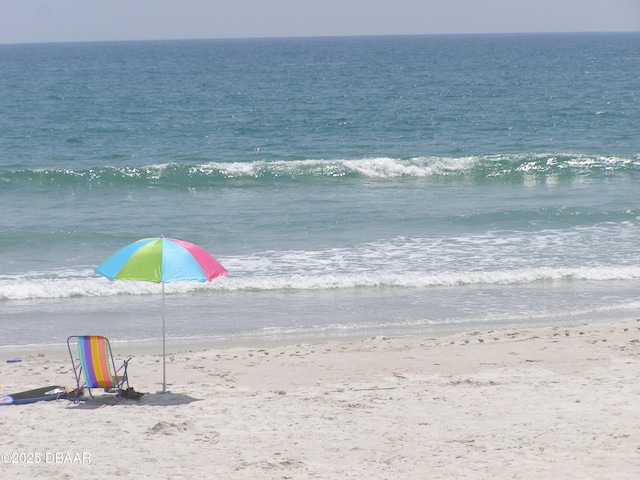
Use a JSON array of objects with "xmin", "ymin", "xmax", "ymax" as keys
[{"xmin": 6, "ymin": 359, "xmax": 22, "ymax": 363}]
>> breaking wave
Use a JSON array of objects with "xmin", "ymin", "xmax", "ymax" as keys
[
  {"xmin": 2, "ymin": 153, "xmax": 639, "ymax": 189},
  {"xmin": 2, "ymin": 265, "xmax": 640, "ymax": 301}
]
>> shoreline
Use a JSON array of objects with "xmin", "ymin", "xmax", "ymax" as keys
[
  {"xmin": 1, "ymin": 314, "xmax": 635, "ymax": 360},
  {"xmin": 2, "ymin": 318, "xmax": 640, "ymax": 479}
]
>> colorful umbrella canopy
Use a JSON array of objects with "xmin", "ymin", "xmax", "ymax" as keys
[
  {"xmin": 95, "ymin": 237, "xmax": 228, "ymax": 392},
  {"xmin": 95, "ymin": 237, "xmax": 228, "ymax": 283}
]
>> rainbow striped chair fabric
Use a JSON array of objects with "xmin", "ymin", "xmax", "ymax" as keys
[{"xmin": 67, "ymin": 335, "xmax": 131, "ymax": 403}]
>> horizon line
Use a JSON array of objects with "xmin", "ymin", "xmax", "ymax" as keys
[{"xmin": 1, "ymin": 29, "xmax": 639, "ymax": 47}]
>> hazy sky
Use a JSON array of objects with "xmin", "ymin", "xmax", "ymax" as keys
[{"xmin": 1, "ymin": 0, "xmax": 639, "ymax": 44}]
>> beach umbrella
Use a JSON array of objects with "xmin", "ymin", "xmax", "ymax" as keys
[{"xmin": 95, "ymin": 236, "xmax": 228, "ymax": 392}]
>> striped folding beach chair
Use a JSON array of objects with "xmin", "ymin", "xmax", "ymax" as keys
[{"xmin": 67, "ymin": 335, "xmax": 131, "ymax": 404}]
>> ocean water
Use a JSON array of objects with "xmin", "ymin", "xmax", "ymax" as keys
[{"xmin": 1, "ymin": 33, "xmax": 639, "ymax": 350}]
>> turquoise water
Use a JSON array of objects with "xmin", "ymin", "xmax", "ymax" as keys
[{"xmin": 1, "ymin": 33, "xmax": 639, "ymax": 348}]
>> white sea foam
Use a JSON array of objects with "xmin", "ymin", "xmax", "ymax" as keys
[
  {"xmin": 2, "ymin": 265, "xmax": 640, "ymax": 301},
  {"xmin": 187, "ymin": 153, "xmax": 640, "ymax": 180}
]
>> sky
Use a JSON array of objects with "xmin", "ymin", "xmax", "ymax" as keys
[{"xmin": 0, "ymin": 0, "xmax": 639, "ymax": 44}]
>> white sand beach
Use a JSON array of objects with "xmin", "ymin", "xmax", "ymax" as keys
[{"xmin": 1, "ymin": 319, "xmax": 640, "ymax": 479}]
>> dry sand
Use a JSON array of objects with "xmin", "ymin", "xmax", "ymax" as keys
[{"xmin": 1, "ymin": 319, "xmax": 640, "ymax": 479}]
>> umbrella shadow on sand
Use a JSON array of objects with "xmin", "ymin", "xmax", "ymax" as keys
[{"xmin": 66, "ymin": 391, "xmax": 201, "ymax": 409}]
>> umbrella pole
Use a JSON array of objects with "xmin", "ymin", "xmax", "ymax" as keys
[{"xmin": 162, "ymin": 282, "xmax": 166, "ymax": 393}]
